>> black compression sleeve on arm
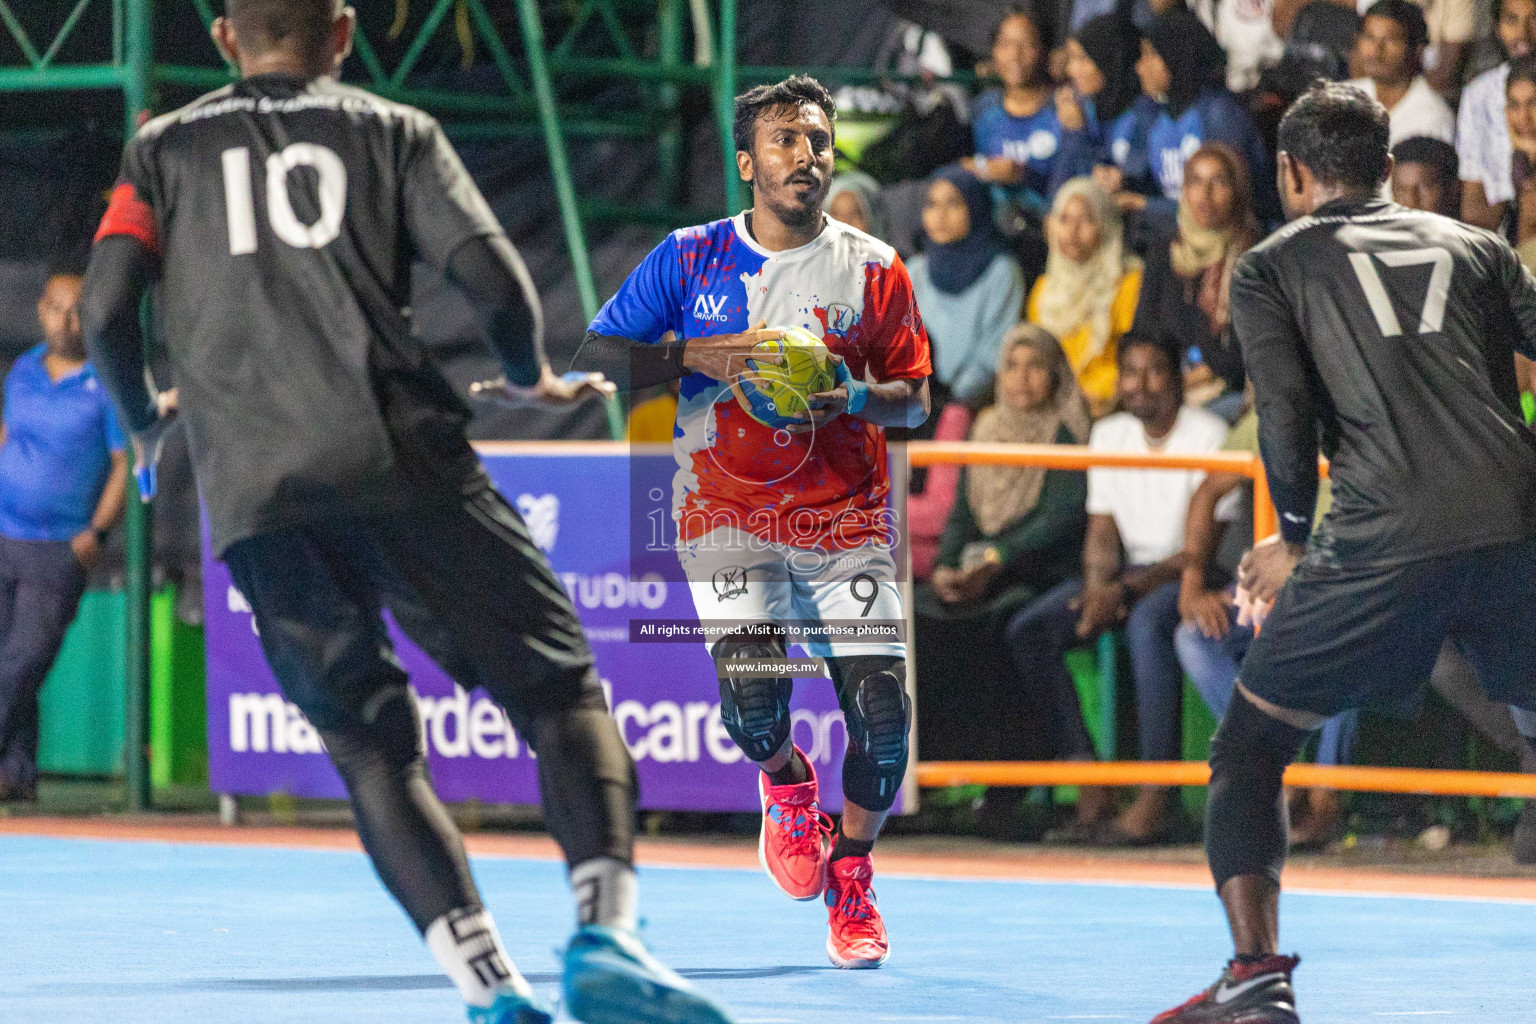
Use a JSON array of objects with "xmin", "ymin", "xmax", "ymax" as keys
[
  {"xmin": 443, "ymin": 233, "xmax": 545, "ymax": 388},
  {"xmin": 569, "ymin": 330, "xmax": 689, "ymax": 392},
  {"xmin": 1231, "ymin": 253, "xmax": 1320, "ymax": 545},
  {"xmin": 80, "ymin": 234, "xmax": 158, "ymax": 432}
]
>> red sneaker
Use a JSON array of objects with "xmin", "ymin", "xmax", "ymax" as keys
[
  {"xmin": 1151, "ymin": 954, "xmax": 1300, "ymax": 1023},
  {"xmin": 824, "ymin": 855, "xmax": 889, "ymax": 969},
  {"xmin": 757, "ymin": 749, "xmax": 832, "ymax": 901}
]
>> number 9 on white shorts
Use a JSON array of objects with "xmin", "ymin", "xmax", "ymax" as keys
[{"xmin": 678, "ymin": 528, "xmax": 905, "ymax": 659}]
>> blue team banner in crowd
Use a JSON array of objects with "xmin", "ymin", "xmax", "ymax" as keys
[{"xmin": 204, "ymin": 445, "xmax": 892, "ymax": 813}]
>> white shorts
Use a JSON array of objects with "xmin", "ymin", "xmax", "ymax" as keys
[{"xmin": 678, "ymin": 528, "xmax": 906, "ymax": 659}]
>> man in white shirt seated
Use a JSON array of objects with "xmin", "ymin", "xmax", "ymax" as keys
[
  {"xmin": 1348, "ymin": 0, "xmax": 1456, "ymax": 198},
  {"xmin": 1459, "ymin": 0, "xmax": 1536, "ymax": 228},
  {"xmin": 1002, "ymin": 334, "xmax": 1228, "ymax": 847},
  {"xmin": 1356, "ymin": 0, "xmax": 1480, "ymax": 95}
]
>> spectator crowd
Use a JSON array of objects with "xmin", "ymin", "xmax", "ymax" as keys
[{"xmin": 804, "ymin": 0, "xmax": 1536, "ymax": 856}]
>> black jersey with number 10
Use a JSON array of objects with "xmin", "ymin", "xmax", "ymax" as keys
[
  {"xmin": 1232, "ymin": 196, "xmax": 1536, "ymax": 568},
  {"xmin": 100, "ymin": 74, "xmax": 506, "ymax": 555}
]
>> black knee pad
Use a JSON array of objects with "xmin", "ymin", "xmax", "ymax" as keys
[
  {"xmin": 1205, "ymin": 688, "xmax": 1308, "ymax": 891},
  {"xmin": 713, "ymin": 636, "xmax": 792, "ymax": 763},
  {"xmin": 837, "ymin": 658, "xmax": 911, "ymax": 813}
]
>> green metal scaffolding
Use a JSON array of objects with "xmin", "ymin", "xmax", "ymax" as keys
[{"xmin": 0, "ymin": 0, "xmax": 931, "ymax": 807}]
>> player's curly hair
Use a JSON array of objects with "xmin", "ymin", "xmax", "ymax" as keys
[
  {"xmin": 225, "ymin": 0, "xmax": 342, "ymax": 56},
  {"xmin": 1277, "ymin": 81, "xmax": 1391, "ymax": 191},
  {"xmin": 732, "ymin": 75, "xmax": 836, "ymax": 156}
]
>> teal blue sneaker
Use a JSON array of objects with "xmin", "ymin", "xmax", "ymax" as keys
[
  {"xmin": 467, "ymin": 986, "xmax": 553, "ymax": 1024},
  {"xmin": 562, "ymin": 925, "xmax": 734, "ymax": 1024}
]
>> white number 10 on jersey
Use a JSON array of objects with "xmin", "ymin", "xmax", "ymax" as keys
[
  {"xmin": 1347, "ymin": 247, "xmax": 1453, "ymax": 336},
  {"xmin": 221, "ymin": 143, "xmax": 347, "ymax": 255}
]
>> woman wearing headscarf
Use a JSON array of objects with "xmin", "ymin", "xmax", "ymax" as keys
[
  {"xmin": 908, "ymin": 165, "xmax": 1027, "ymax": 408},
  {"xmin": 1027, "ymin": 178, "xmax": 1143, "ymax": 417},
  {"xmin": 1132, "ymin": 143, "xmax": 1258, "ymax": 421},
  {"xmin": 930, "ymin": 326, "xmax": 1090, "ymax": 608},
  {"xmin": 915, "ymin": 325, "xmax": 1090, "ymax": 833},
  {"xmin": 1055, "ymin": 10, "xmax": 1147, "ymax": 184},
  {"xmin": 1098, "ymin": 6, "xmax": 1280, "ymax": 226},
  {"xmin": 826, "ymin": 171, "xmax": 892, "ymax": 242}
]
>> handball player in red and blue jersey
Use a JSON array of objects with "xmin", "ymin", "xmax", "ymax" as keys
[{"xmin": 576, "ymin": 76, "xmax": 933, "ymax": 970}]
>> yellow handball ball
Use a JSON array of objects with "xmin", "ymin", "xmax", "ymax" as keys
[{"xmin": 729, "ymin": 326, "xmax": 838, "ymax": 430}]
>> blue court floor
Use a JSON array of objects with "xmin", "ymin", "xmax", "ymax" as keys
[{"xmin": 1, "ymin": 834, "xmax": 1532, "ymax": 1023}]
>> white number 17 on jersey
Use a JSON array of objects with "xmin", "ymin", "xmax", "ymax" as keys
[{"xmin": 1347, "ymin": 247, "xmax": 1453, "ymax": 336}]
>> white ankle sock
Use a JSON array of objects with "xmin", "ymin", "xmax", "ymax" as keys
[
  {"xmin": 570, "ymin": 856, "xmax": 639, "ymax": 933},
  {"xmin": 425, "ymin": 906, "xmax": 532, "ymax": 1009}
]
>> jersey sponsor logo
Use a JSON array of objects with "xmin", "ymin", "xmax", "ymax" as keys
[
  {"xmin": 903, "ymin": 305, "xmax": 923, "ymax": 335},
  {"xmin": 712, "ymin": 565, "xmax": 748, "ymax": 600},
  {"xmin": 824, "ymin": 302, "xmax": 858, "ymax": 337},
  {"xmin": 1213, "ymin": 972, "xmax": 1286, "ymax": 1004},
  {"xmin": 515, "ymin": 492, "xmax": 560, "ymax": 551},
  {"xmin": 1160, "ymin": 136, "xmax": 1204, "ymax": 195},
  {"xmin": 1001, "ymin": 129, "xmax": 1059, "ymax": 163},
  {"xmin": 693, "ymin": 293, "xmax": 732, "ymax": 322}
]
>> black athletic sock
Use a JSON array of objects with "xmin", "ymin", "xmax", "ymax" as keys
[
  {"xmin": 829, "ymin": 830, "xmax": 874, "ymax": 863},
  {"xmin": 765, "ymin": 748, "xmax": 809, "ymax": 787},
  {"xmin": 1233, "ymin": 952, "xmax": 1271, "ymax": 966}
]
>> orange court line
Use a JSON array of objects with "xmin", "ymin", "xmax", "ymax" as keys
[{"xmin": 3, "ymin": 817, "xmax": 1535, "ymax": 903}]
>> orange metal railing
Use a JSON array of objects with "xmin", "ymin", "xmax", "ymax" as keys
[
  {"xmin": 907, "ymin": 442, "xmax": 1279, "ymax": 541},
  {"xmin": 903, "ymin": 442, "xmax": 1520, "ymax": 800},
  {"xmin": 914, "ymin": 761, "xmax": 1536, "ymax": 798}
]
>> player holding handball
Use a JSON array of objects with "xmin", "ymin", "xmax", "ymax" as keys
[
  {"xmin": 77, "ymin": 3, "xmax": 737, "ymax": 1023},
  {"xmin": 1153, "ymin": 82, "xmax": 1536, "ymax": 1024},
  {"xmin": 574, "ymin": 76, "xmax": 932, "ymax": 969}
]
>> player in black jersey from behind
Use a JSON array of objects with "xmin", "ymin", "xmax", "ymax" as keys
[
  {"xmin": 1152, "ymin": 82, "xmax": 1536, "ymax": 1024},
  {"xmin": 77, "ymin": 3, "xmax": 734, "ymax": 1024}
]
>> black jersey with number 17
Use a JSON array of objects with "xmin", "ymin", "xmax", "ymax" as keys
[
  {"xmin": 1232, "ymin": 196, "xmax": 1536, "ymax": 568},
  {"xmin": 96, "ymin": 73, "xmax": 506, "ymax": 555}
]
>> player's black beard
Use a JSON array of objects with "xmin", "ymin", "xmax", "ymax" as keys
[{"xmin": 763, "ymin": 194, "xmax": 824, "ymax": 231}]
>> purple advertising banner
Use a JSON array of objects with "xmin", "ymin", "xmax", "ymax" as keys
[{"xmin": 205, "ymin": 444, "xmax": 914, "ymax": 813}]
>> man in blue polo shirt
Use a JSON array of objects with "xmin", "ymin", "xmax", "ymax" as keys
[{"xmin": 0, "ymin": 266, "xmax": 127, "ymax": 801}]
